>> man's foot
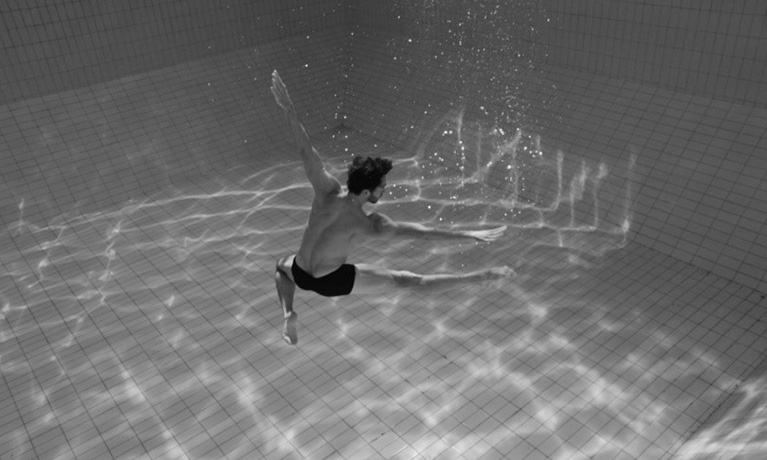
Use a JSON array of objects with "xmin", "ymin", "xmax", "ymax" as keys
[
  {"xmin": 482, "ymin": 266, "xmax": 516, "ymax": 289},
  {"xmin": 487, "ymin": 266, "xmax": 516, "ymax": 279},
  {"xmin": 283, "ymin": 311, "xmax": 298, "ymax": 345}
]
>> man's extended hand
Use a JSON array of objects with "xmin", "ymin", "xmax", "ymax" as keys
[
  {"xmin": 271, "ymin": 70, "xmax": 294, "ymax": 113},
  {"xmin": 467, "ymin": 225, "xmax": 507, "ymax": 242}
]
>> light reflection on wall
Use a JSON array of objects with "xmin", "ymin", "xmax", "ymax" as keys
[{"xmin": 382, "ymin": 106, "xmax": 636, "ymax": 279}]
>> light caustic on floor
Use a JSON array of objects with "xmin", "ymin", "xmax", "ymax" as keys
[{"xmin": 0, "ymin": 123, "xmax": 764, "ymax": 459}]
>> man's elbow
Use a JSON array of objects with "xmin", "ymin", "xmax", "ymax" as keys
[{"xmin": 390, "ymin": 224, "xmax": 424, "ymax": 240}]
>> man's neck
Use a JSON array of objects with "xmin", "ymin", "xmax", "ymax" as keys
[{"xmin": 345, "ymin": 192, "xmax": 367, "ymax": 208}]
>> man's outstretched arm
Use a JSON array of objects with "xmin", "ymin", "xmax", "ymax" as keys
[
  {"xmin": 271, "ymin": 70, "xmax": 340, "ymax": 195},
  {"xmin": 368, "ymin": 212, "xmax": 506, "ymax": 242}
]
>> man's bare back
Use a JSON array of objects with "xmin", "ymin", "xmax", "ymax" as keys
[
  {"xmin": 296, "ymin": 190, "xmax": 368, "ymax": 277},
  {"xmin": 270, "ymin": 70, "xmax": 514, "ymax": 344}
]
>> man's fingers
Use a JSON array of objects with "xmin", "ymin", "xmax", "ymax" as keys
[
  {"xmin": 476, "ymin": 225, "xmax": 507, "ymax": 242},
  {"xmin": 270, "ymin": 70, "xmax": 293, "ymax": 111}
]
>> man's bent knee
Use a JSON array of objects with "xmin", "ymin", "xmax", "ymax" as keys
[{"xmin": 276, "ymin": 255, "xmax": 294, "ymax": 275}]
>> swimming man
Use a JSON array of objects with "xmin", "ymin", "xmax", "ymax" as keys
[{"xmin": 271, "ymin": 70, "xmax": 514, "ymax": 345}]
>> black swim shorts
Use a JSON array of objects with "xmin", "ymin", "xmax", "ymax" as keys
[{"xmin": 291, "ymin": 259, "xmax": 356, "ymax": 297}]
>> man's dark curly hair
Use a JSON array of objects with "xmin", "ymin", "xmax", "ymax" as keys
[{"xmin": 346, "ymin": 156, "xmax": 393, "ymax": 195}]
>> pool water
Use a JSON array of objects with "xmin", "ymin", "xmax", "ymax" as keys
[{"xmin": 2, "ymin": 119, "xmax": 766, "ymax": 459}]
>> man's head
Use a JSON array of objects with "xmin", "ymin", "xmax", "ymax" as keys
[{"xmin": 347, "ymin": 156, "xmax": 393, "ymax": 203}]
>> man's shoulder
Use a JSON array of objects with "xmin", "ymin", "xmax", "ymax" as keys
[
  {"xmin": 365, "ymin": 211, "xmax": 394, "ymax": 232},
  {"xmin": 366, "ymin": 211, "xmax": 383, "ymax": 223}
]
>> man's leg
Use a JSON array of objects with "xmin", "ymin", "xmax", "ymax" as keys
[
  {"xmin": 275, "ymin": 255, "xmax": 298, "ymax": 344},
  {"xmin": 352, "ymin": 263, "xmax": 515, "ymax": 295}
]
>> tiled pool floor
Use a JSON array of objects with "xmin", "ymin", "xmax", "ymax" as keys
[{"xmin": 2, "ymin": 129, "xmax": 766, "ymax": 459}]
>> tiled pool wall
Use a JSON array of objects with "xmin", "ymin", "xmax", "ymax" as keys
[
  {"xmin": 0, "ymin": 0, "xmax": 352, "ymax": 226},
  {"xmin": 348, "ymin": 0, "xmax": 767, "ymax": 293},
  {"xmin": 0, "ymin": 0, "xmax": 351, "ymax": 105},
  {"xmin": 1, "ymin": 1, "xmax": 765, "ymax": 293},
  {"xmin": 0, "ymin": 30, "xmax": 348, "ymax": 229}
]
